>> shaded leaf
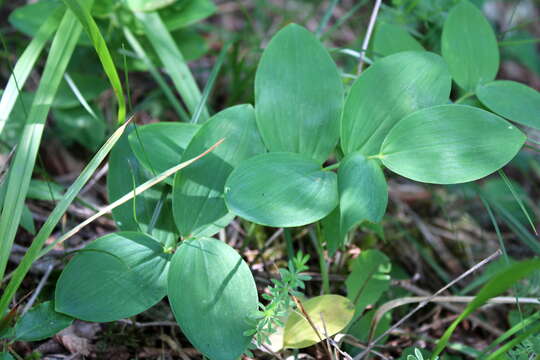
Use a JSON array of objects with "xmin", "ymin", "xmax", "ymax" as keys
[
  {"xmin": 341, "ymin": 51, "xmax": 451, "ymax": 156},
  {"xmin": 283, "ymin": 295, "xmax": 354, "ymax": 349},
  {"xmin": 380, "ymin": 105, "xmax": 526, "ymax": 184},
  {"xmin": 52, "ymin": 73, "xmax": 108, "ymax": 109},
  {"xmin": 168, "ymin": 238, "xmax": 257, "ymax": 360},
  {"xmin": 372, "ymin": 22, "xmax": 424, "ymax": 57},
  {"xmin": 15, "ymin": 301, "xmax": 73, "ymax": 341},
  {"xmin": 225, "ymin": 152, "xmax": 338, "ymax": 227},
  {"xmin": 8, "ymin": 0, "xmax": 63, "ymax": 37},
  {"xmin": 56, "ymin": 232, "xmax": 170, "ymax": 322},
  {"xmin": 255, "ymin": 24, "xmax": 343, "ymax": 163}
]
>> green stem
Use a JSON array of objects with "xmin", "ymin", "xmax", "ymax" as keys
[
  {"xmin": 499, "ymin": 38, "xmax": 540, "ymax": 47},
  {"xmin": 311, "ymin": 224, "xmax": 330, "ymax": 294},
  {"xmin": 455, "ymin": 92, "xmax": 475, "ymax": 104},
  {"xmin": 284, "ymin": 228, "xmax": 294, "ymax": 260},
  {"xmin": 322, "ymin": 162, "xmax": 340, "ymax": 171}
]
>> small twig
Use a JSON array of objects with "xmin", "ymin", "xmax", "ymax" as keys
[
  {"xmin": 354, "ymin": 250, "xmax": 502, "ymax": 360},
  {"xmin": 22, "ymin": 263, "xmax": 54, "ymax": 314},
  {"xmin": 292, "ymin": 296, "xmax": 333, "ymax": 359},
  {"xmin": 357, "ymin": 0, "xmax": 382, "ymax": 74},
  {"xmin": 117, "ymin": 319, "xmax": 178, "ymax": 328}
]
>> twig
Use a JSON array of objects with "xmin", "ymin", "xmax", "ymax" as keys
[
  {"xmin": 22, "ymin": 263, "xmax": 54, "ymax": 314},
  {"xmin": 354, "ymin": 250, "xmax": 502, "ymax": 360},
  {"xmin": 357, "ymin": 0, "xmax": 382, "ymax": 74}
]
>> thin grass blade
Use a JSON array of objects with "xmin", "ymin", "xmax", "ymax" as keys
[{"xmin": 498, "ymin": 169, "xmax": 537, "ymax": 234}]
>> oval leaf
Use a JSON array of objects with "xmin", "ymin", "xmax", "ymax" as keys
[
  {"xmin": 168, "ymin": 238, "xmax": 258, "ymax": 360},
  {"xmin": 55, "ymin": 232, "xmax": 170, "ymax": 322},
  {"xmin": 372, "ymin": 22, "xmax": 424, "ymax": 57},
  {"xmin": 380, "ymin": 104, "xmax": 526, "ymax": 184},
  {"xmin": 339, "ymin": 153, "xmax": 388, "ymax": 237},
  {"xmin": 128, "ymin": 122, "xmax": 199, "ymax": 175},
  {"xmin": 477, "ymin": 80, "xmax": 540, "ymax": 130},
  {"xmin": 283, "ymin": 295, "xmax": 354, "ymax": 349},
  {"xmin": 172, "ymin": 104, "xmax": 265, "ymax": 238},
  {"xmin": 441, "ymin": 0, "xmax": 499, "ymax": 91},
  {"xmin": 14, "ymin": 301, "xmax": 73, "ymax": 341},
  {"xmin": 255, "ymin": 24, "xmax": 343, "ymax": 163},
  {"xmin": 225, "ymin": 152, "xmax": 338, "ymax": 227},
  {"xmin": 341, "ymin": 51, "xmax": 451, "ymax": 156}
]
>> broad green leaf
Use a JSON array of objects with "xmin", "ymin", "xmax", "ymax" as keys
[
  {"xmin": 8, "ymin": 0, "xmax": 63, "ymax": 37},
  {"xmin": 128, "ymin": 122, "xmax": 199, "ymax": 175},
  {"xmin": 441, "ymin": 0, "xmax": 499, "ymax": 91},
  {"xmin": 339, "ymin": 153, "xmax": 387, "ymax": 238},
  {"xmin": 283, "ymin": 295, "xmax": 354, "ymax": 349},
  {"xmin": 27, "ymin": 180, "xmax": 64, "ymax": 201},
  {"xmin": 345, "ymin": 250, "xmax": 391, "ymax": 315},
  {"xmin": 225, "ymin": 152, "xmax": 338, "ymax": 227},
  {"xmin": 107, "ymin": 124, "xmax": 178, "ymax": 244},
  {"xmin": 433, "ymin": 259, "xmax": 540, "ymax": 358},
  {"xmin": 52, "ymin": 73, "xmax": 108, "ymax": 109},
  {"xmin": 14, "ymin": 301, "xmax": 72, "ymax": 341},
  {"xmin": 173, "ymin": 105, "xmax": 265, "ymax": 238},
  {"xmin": 62, "ymin": 0, "xmax": 126, "ymax": 124},
  {"xmin": 20, "ymin": 205, "xmax": 36, "ymax": 235},
  {"xmin": 321, "ymin": 206, "xmax": 344, "ymax": 256},
  {"xmin": 160, "ymin": 0, "xmax": 216, "ymax": 31},
  {"xmin": 168, "ymin": 238, "xmax": 257, "ymax": 360},
  {"xmin": 56, "ymin": 232, "xmax": 170, "ymax": 322},
  {"xmin": 53, "ymin": 106, "xmax": 106, "ymax": 151},
  {"xmin": 341, "ymin": 51, "xmax": 451, "ymax": 156},
  {"xmin": 0, "ymin": 6, "xmax": 88, "ymax": 281},
  {"xmin": 0, "ymin": 8, "xmax": 63, "ymax": 136},
  {"xmin": 380, "ymin": 105, "xmax": 526, "ymax": 184},
  {"xmin": 372, "ymin": 23, "xmax": 424, "ymax": 57},
  {"xmin": 127, "ymin": 0, "xmax": 176, "ymax": 12},
  {"xmin": 477, "ymin": 80, "xmax": 540, "ymax": 130},
  {"xmin": 0, "ymin": 120, "xmax": 128, "ymax": 316},
  {"xmin": 255, "ymin": 24, "xmax": 343, "ymax": 163}
]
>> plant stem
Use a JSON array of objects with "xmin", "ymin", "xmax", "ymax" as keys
[
  {"xmin": 455, "ymin": 92, "xmax": 474, "ymax": 104},
  {"xmin": 322, "ymin": 162, "xmax": 340, "ymax": 171},
  {"xmin": 357, "ymin": 0, "xmax": 382, "ymax": 74},
  {"xmin": 284, "ymin": 228, "xmax": 294, "ymax": 260},
  {"xmin": 311, "ymin": 224, "xmax": 330, "ymax": 294}
]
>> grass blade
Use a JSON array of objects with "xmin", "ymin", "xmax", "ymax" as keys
[
  {"xmin": 498, "ymin": 169, "xmax": 537, "ymax": 234},
  {"xmin": 0, "ymin": 118, "xmax": 131, "ymax": 316},
  {"xmin": 0, "ymin": 7, "xmax": 64, "ymax": 135},
  {"xmin": 0, "ymin": 5, "xmax": 88, "ymax": 282},
  {"xmin": 136, "ymin": 12, "xmax": 208, "ymax": 121},
  {"xmin": 61, "ymin": 0, "xmax": 126, "ymax": 124}
]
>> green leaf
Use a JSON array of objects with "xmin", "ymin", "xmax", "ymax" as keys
[
  {"xmin": 225, "ymin": 152, "xmax": 338, "ymax": 227},
  {"xmin": 128, "ymin": 122, "xmax": 199, "ymax": 175},
  {"xmin": 127, "ymin": 0, "xmax": 177, "ymax": 12},
  {"xmin": 160, "ymin": 0, "xmax": 216, "ymax": 31},
  {"xmin": 345, "ymin": 250, "xmax": 391, "ymax": 315},
  {"xmin": 173, "ymin": 105, "xmax": 265, "ymax": 238},
  {"xmin": 321, "ymin": 206, "xmax": 344, "ymax": 256},
  {"xmin": 476, "ymin": 80, "xmax": 540, "ymax": 130},
  {"xmin": 27, "ymin": 180, "xmax": 64, "ymax": 201},
  {"xmin": 52, "ymin": 73, "xmax": 108, "ymax": 109},
  {"xmin": 14, "ymin": 301, "xmax": 73, "ymax": 341},
  {"xmin": 53, "ymin": 106, "xmax": 106, "ymax": 151},
  {"xmin": 255, "ymin": 24, "xmax": 343, "ymax": 163},
  {"xmin": 433, "ymin": 259, "xmax": 540, "ymax": 358},
  {"xmin": 380, "ymin": 105, "xmax": 526, "ymax": 184},
  {"xmin": 339, "ymin": 153, "xmax": 387, "ymax": 238},
  {"xmin": 0, "ymin": 353, "xmax": 13, "ymax": 360},
  {"xmin": 107, "ymin": 125, "xmax": 178, "ymax": 244},
  {"xmin": 283, "ymin": 295, "xmax": 354, "ymax": 349},
  {"xmin": 441, "ymin": 0, "xmax": 499, "ymax": 91},
  {"xmin": 371, "ymin": 23, "xmax": 424, "ymax": 57},
  {"xmin": 168, "ymin": 238, "xmax": 257, "ymax": 360},
  {"xmin": 8, "ymin": 0, "xmax": 63, "ymax": 37},
  {"xmin": 61, "ymin": 0, "xmax": 126, "ymax": 124},
  {"xmin": 56, "ymin": 232, "xmax": 170, "ymax": 322},
  {"xmin": 341, "ymin": 51, "xmax": 451, "ymax": 156}
]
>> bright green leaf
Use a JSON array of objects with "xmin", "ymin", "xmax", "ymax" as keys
[
  {"xmin": 56, "ymin": 232, "xmax": 170, "ymax": 322},
  {"xmin": 372, "ymin": 22, "xmax": 424, "ymax": 57},
  {"xmin": 225, "ymin": 152, "xmax": 338, "ymax": 227},
  {"xmin": 127, "ymin": 0, "xmax": 177, "ymax": 12},
  {"xmin": 339, "ymin": 153, "xmax": 387, "ymax": 238},
  {"xmin": 8, "ymin": 0, "xmax": 63, "ymax": 37},
  {"xmin": 168, "ymin": 238, "xmax": 257, "ymax": 360},
  {"xmin": 160, "ymin": 0, "xmax": 216, "ymax": 31},
  {"xmin": 380, "ymin": 105, "xmax": 526, "ymax": 184},
  {"xmin": 255, "ymin": 24, "xmax": 343, "ymax": 163},
  {"xmin": 283, "ymin": 295, "xmax": 354, "ymax": 349},
  {"xmin": 345, "ymin": 250, "xmax": 391, "ymax": 315},
  {"xmin": 441, "ymin": 0, "xmax": 499, "ymax": 91},
  {"xmin": 477, "ymin": 80, "xmax": 540, "ymax": 130},
  {"xmin": 14, "ymin": 301, "xmax": 72, "ymax": 341},
  {"xmin": 173, "ymin": 105, "xmax": 265, "ymax": 238},
  {"xmin": 341, "ymin": 51, "xmax": 451, "ymax": 156}
]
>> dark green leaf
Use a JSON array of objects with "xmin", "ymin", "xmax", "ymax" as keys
[
  {"xmin": 173, "ymin": 105, "xmax": 265, "ymax": 238},
  {"xmin": 14, "ymin": 301, "xmax": 73, "ymax": 341},
  {"xmin": 56, "ymin": 232, "xmax": 170, "ymax": 322},
  {"xmin": 477, "ymin": 80, "xmax": 540, "ymax": 130},
  {"xmin": 341, "ymin": 51, "xmax": 451, "ymax": 156},
  {"xmin": 27, "ymin": 180, "xmax": 64, "ymax": 201},
  {"xmin": 225, "ymin": 152, "xmax": 338, "ymax": 227},
  {"xmin": 339, "ymin": 153, "xmax": 387, "ymax": 237},
  {"xmin": 372, "ymin": 23, "xmax": 424, "ymax": 57},
  {"xmin": 255, "ymin": 24, "xmax": 343, "ymax": 163},
  {"xmin": 8, "ymin": 0, "xmax": 63, "ymax": 37},
  {"xmin": 168, "ymin": 238, "xmax": 257, "ymax": 360},
  {"xmin": 380, "ymin": 105, "xmax": 526, "ymax": 184},
  {"xmin": 53, "ymin": 106, "xmax": 106, "ymax": 151},
  {"xmin": 52, "ymin": 73, "xmax": 108, "ymax": 109},
  {"xmin": 441, "ymin": 0, "xmax": 499, "ymax": 91},
  {"xmin": 0, "ymin": 353, "xmax": 13, "ymax": 360}
]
